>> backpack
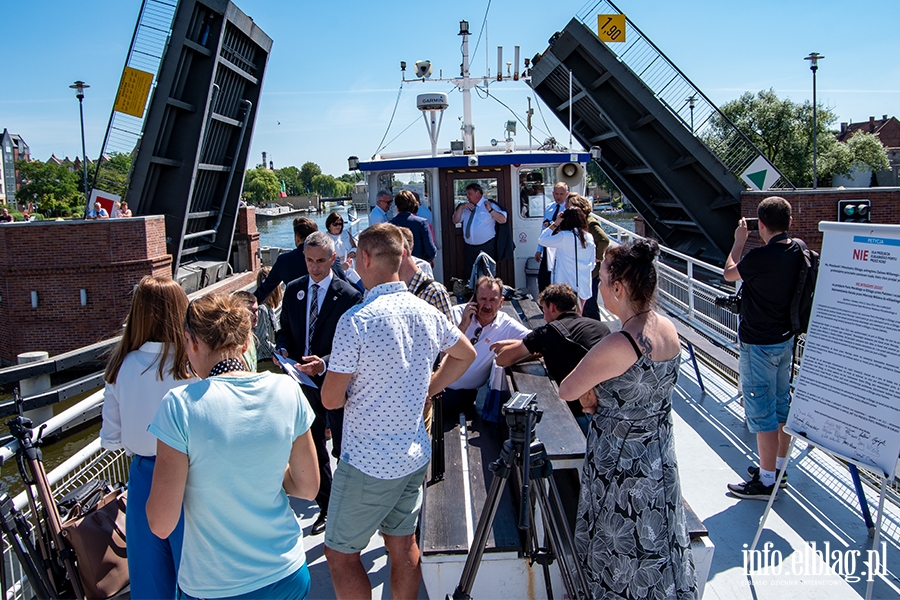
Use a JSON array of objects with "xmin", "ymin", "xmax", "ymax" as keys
[{"xmin": 790, "ymin": 238, "xmax": 819, "ymax": 335}]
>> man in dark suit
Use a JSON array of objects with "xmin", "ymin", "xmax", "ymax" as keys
[
  {"xmin": 390, "ymin": 189, "xmax": 436, "ymax": 262},
  {"xmin": 255, "ymin": 217, "xmax": 345, "ymax": 304},
  {"xmin": 277, "ymin": 231, "xmax": 363, "ymax": 535}
]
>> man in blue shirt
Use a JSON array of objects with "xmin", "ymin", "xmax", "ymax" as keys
[{"xmin": 369, "ymin": 190, "xmax": 393, "ymax": 225}]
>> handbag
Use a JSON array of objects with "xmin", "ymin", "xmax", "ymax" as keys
[{"xmin": 61, "ymin": 488, "xmax": 129, "ymax": 599}]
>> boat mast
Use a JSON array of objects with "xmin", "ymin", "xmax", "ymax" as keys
[
  {"xmin": 402, "ymin": 20, "xmax": 523, "ymax": 156},
  {"xmin": 459, "ymin": 21, "xmax": 476, "ymax": 154}
]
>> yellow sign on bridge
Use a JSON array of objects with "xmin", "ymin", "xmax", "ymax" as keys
[
  {"xmin": 113, "ymin": 66, "xmax": 153, "ymax": 118},
  {"xmin": 597, "ymin": 14, "xmax": 626, "ymax": 43}
]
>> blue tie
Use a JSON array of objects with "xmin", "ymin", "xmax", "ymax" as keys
[
  {"xmin": 307, "ymin": 283, "xmax": 319, "ymax": 355},
  {"xmin": 465, "ymin": 204, "xmax": 477, "ymax": 239}
]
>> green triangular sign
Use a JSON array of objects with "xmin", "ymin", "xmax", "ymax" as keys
[{"xmin": 746, "ymin": 169, "xmax": 767, "ymax": 190}]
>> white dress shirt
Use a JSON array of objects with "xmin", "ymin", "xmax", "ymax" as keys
[
  {"xmin": 538, "ymin": 227, "xmax": 596, "ymax": 300},
  {"xmin": 100, "ymin": 341, "xmax": 197, "ymax": 456},
  {"xmin": 462, "ymin": 198, "xmax": 507, "ymax": 246},
  {"xmin": 305, "ymin": 271, "xmax": 333, "ymax": 355}
]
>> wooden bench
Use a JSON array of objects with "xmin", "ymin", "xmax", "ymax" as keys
[{"xmin": 420, "ymin": 295, "xmax": 713, "ymax": 597}]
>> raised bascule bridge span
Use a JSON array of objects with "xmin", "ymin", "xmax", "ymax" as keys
[{"xmin": 529, "ymin": 1, "xmax": 793, "ymax": 265}]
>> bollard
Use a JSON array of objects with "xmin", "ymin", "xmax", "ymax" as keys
[{"xmin": 17, "ymin": 351, "xmax": 54, "ymax": 425}]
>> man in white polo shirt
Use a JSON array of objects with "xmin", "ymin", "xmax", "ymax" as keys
[
  {"xmin": 441, "ymin": 276, "xmax": 530, "ymax": 419},
  {"xmin": 321, "ymin": 223, "xmax": 475, "ymax": 598}
]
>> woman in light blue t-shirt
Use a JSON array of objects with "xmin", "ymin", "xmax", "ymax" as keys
[{"xmin": 147, "ymin": 293, "xmax": 319, "ymax": 599}]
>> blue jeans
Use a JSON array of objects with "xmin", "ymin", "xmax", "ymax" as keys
[
  {"xmin": 128, "ymin": 455, "xmax": 184, "ymax": 600},
  {"xmin": 177, "ymin": 564, "xmax": 310, "ymax": 600},
  {"xmin": 739, "ymin": 338, "xmax": 794, "ymax": 433}
]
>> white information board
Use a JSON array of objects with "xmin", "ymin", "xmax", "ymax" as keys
[{"xmin": 787, "ymin": 222, "xmax": 900, "ymax": 477}]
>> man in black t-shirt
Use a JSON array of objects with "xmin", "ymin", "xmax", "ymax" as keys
[
  {"xmin": 724, "ymin": 196, "xmax": 804, "ymax": 501},
  {"xmin": 492, "ymin": 284, "xmax": 610, "ymax": 434}
]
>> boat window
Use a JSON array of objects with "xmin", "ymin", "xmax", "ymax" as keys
[
  {"xmin": 453, "ymin": 177, "xmax": 499, "ymax": 210},
  {"xmin": 518, "ymin": 166, "xmax": 558, "ymax": 219},
  {"xmin": 375, "ymin": 172, "xmax": 432, "ymax": 212}
]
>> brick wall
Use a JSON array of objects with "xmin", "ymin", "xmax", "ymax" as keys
[
  {"xmin": 741, "ymin": 188, "xmax": 900, "ymax": 254},
  {"xmin": 0, "ymin": 216, "xmax": 172, "ymax": 363}
]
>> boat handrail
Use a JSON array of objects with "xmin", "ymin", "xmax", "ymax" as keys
[
  {"xmin": 0, "ymin": 391, "xmax": 104, "ymax": 468},
  {"xmin": 595, "ymin": 216, "xmax": 739, "ymax": 352}
]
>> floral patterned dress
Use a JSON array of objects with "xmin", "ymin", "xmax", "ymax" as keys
[{"xmin": 575, "ymin": 332, "xmax": 696, "ymax": 599}]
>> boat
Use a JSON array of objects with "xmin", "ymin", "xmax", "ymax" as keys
[
  {"xmin": 6, "ymin": 216, "xmax": 900, "ymax": 599},
  {"xmin": 355, "ymin": 24, "xmax": 596, "ymax": 292},
  {"xmin": 5, "ymin": 6, "xmax": 899, "ymax": 599},
  {"xmin": 254, "ymin": 205, "xmax": 306, "ymax": 220},
  {"xmin": 345, "ymin": 21, "xmax": 900, "ymax": 599}
]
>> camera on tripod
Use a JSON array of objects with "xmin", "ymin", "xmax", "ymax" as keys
[
  {"xmin": 715, "ymin": 293, "xmax": 742, "ymax": 314},
  {"xmin": 502, "ymin": 393, "xmax": 542, "ymax": 440}
]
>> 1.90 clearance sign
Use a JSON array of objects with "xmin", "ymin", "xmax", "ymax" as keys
[{"xmin": 597, "ymin": 14, "xmax": 626, "ymax": 43}]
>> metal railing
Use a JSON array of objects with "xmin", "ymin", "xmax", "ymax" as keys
[
  {"xmin": 0, "ymin": 393, "xmax": 130, "ymax": 600},
  {"xmin": 91, "ymin": 0, "xmax": 179, "ymax": 200},
  {"xmin": 575, "ymin": 0, "xmax": 793, "ymax": 190},
  {"xmin": 596, "ymin": 216, "xmax": 739, "ymax": 352}
]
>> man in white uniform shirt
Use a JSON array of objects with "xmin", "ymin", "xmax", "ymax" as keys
[
  {"xmin": 452, "ymin": 182, "xmax": 508, "ymax": 278},
  {"xmin": 441, "ymin": 276, "xmax": 530, "ymax": 419},
  {"xmin": 322, "ymin": 223, "xmax": 476, "ymax": 599}
]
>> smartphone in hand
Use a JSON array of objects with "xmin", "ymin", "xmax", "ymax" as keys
[{"xmin": 745, "ymin": 218, "xmax": 759, "ymax": 231}]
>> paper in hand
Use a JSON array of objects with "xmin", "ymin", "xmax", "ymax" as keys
[{"xmin": 272, "ymin": 352, "xmax": 318, "ymax": 389}]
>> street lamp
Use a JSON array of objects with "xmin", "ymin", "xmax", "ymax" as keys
[
  {"xmin": 684, "ymin": 94, "xmax": 697, "ymax": 133},
  {"xmin": 804, "ymin": 53, "xmax": 824, "ymax": 189},
  {"xmin": 69, "ymin": 80, "xmax": 91, "ymax": 216}
]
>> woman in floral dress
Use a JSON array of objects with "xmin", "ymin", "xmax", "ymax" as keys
[{"xmin": 560, "ymin": 239, "xmax": 696, "ymax": 599}]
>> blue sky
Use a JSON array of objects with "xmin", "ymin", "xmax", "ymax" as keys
[{"xmin": 4, "ymin": 0, "xmax": 897, "ymax": 177}]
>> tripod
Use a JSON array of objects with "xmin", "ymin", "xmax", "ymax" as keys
[
  {"xmin": 0, "ymin": 482, "xmax": 54, "ymax": 599},
  {"xmin": 449, "ymin": 393, "xmax": 588, "ymax": 599},
  {"xmin": 8, "ymin": 389, "xmax": 85, "ymax": 599}
]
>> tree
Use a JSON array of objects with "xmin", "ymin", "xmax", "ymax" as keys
[
  {"xmin": 275, "ymin": 166, "xmax": 302, "ymax": 196},
  {"xmin": 242, "ymin": 167, "xmax": 280, "ymax": 204},
  {"xmin": 586, "ymin": 161, "xmax": 617, "ymax": 196},
  {"xmin": 339, "ymin": 172, "xmax": 363, "ymax": 184},
  {"xmin": 92, "ymin": 152, "xmax": 133, "ymax": 198},
  {"xmin": 298, "ymin": 162, "xmax": 321, "ymax": 193},
  {"xmin": 713, "ymin": 89, "xmax": 838, "ymax": 187},
  {"xmin": 819, "ymin": 130, "xmax": 890, "ymax": 185},
  {"xmin": 16, "ymin": 160, "xmax": 83, "ymax": 217}
]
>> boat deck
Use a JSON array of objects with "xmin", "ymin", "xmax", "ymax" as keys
[{"xmin": 292, "ymin": 352, "xmax": 900, "ymax": 599}]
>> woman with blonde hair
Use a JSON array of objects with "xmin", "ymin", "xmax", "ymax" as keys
[
  {"xmin": 147, "ymin": 293, "xmax": 319, "ymax": 599},
  {"xmin": 566, "ymin": 193, "xmax": 610, "ymax": 320},
  {"xmin": 100, "ymin": 275, "xmax": 196, "ymax": 599}
]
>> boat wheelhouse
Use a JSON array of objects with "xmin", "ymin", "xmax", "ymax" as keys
[{"xmin": 358, "ymin": 150, "xmax": 590, "ymax": 288}]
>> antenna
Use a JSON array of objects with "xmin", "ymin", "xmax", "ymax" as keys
[{"xmin": 401, "ymin": 20, "xmax": 525, "ymax": 155}]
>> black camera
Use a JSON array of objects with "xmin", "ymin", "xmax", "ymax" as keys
[{"xmin": 715, "ymin": 294, "xmax": 742, "ymax": 314}]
